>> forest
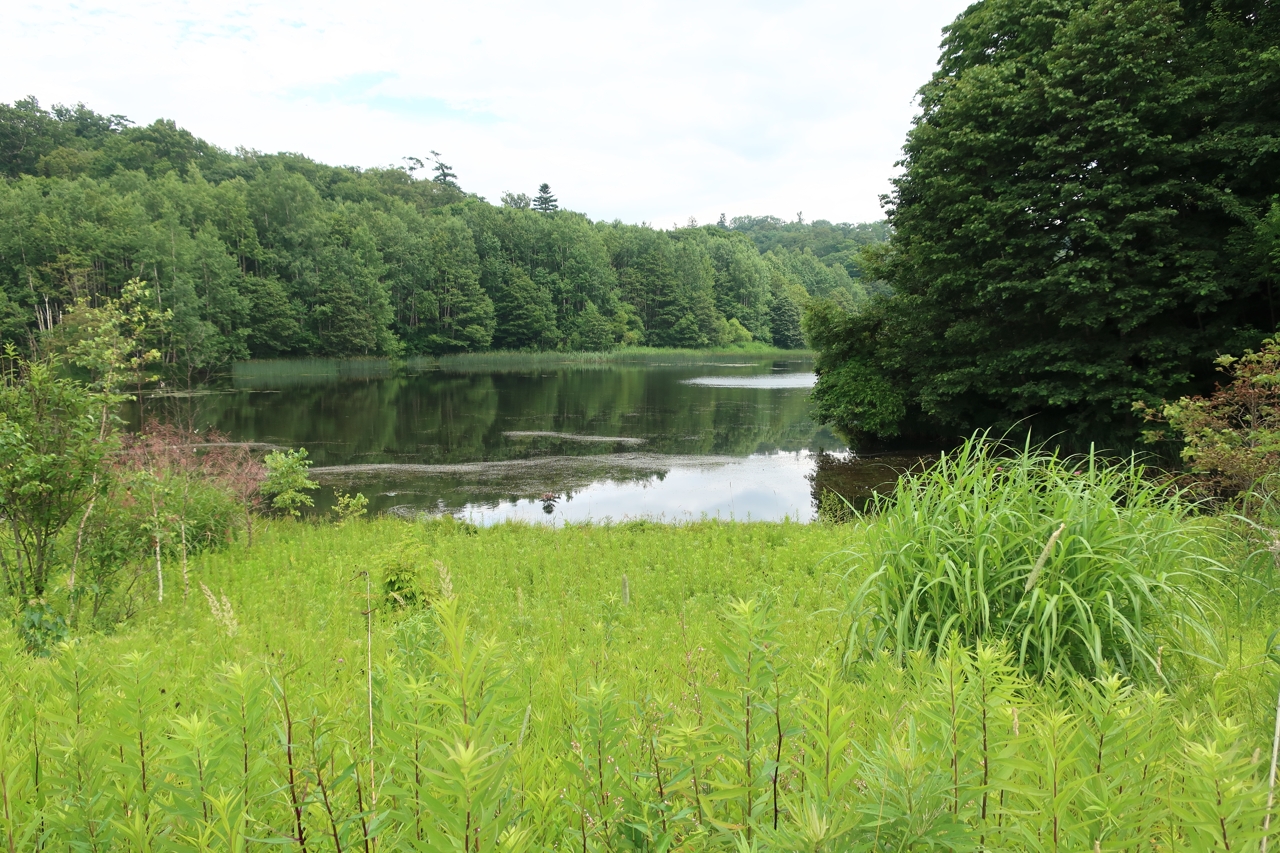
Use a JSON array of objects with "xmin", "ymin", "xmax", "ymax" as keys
[{"xmin": 0, "ymin": 98, "xmax": 881, "ymax": 378}]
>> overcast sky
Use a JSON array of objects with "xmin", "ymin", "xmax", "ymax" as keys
[{"xmin": 4, "ymin": 0, "xmax": 971, "ymax": 227}]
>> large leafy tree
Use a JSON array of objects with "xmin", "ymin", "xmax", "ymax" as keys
[{"xmin": 812, "ymin": 0, "xmax": 1280, "ymax": 441}]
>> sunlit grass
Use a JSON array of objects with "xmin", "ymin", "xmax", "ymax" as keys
[
  {"xmin": 845, "ymin": 434, "xmax": 1224, "ymax": 679},
  {"xmin": 3, "ymin": 502, "xmax": 1279, "ymax": 848}
]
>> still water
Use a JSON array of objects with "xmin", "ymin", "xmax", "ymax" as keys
[{"xmin": 134, "ymin": 354, "xmax": 913, "ymax": 524}]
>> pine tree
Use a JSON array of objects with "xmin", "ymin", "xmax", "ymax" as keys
[
  {"xmin": 430, "ymin": 151, "xmax": 458, "ymax": 188},
  {"xmin": 533, "ymin": 183, "xmax": 558, "ymax": 213}
]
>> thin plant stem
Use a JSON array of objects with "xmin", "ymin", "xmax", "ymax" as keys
[
  {"xmin": 1263, "ymin": 677, "xmax": 1280, "ymax": 853},
  {"xmin": 364, "ymin": 571, "xmax": 376, "ymax": 852}
]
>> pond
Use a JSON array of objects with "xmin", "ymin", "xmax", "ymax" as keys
[{"xmin": 131, "ymin": 353, "xmax": 923, "ymax": 524}]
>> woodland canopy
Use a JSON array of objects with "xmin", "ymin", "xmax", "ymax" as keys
[{"xmin": 0, "ymin": 99, "xmax": 882, "ymax": 377}]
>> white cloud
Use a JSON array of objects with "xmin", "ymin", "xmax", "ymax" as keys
[{"xmin": 4, "ymin": 0, "xmax": 970, "ymax": 225}]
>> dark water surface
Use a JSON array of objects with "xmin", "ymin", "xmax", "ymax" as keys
[{"xmin": 133, "ymin": 354, "xmax": 920, "ymax": 523}]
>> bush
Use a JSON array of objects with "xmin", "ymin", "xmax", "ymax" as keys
[
  {"xmin": 1137, "ymin": 336, "xmax": 1280, "ymax": 504},
  {"xmin": 62, "ymin": 421, "xmax": 254, "ymax": 626},
  {"xmin": 262, "ymin": 448, "xmax": 319, "ymax": 516},
  {"xmin": 15, "ymin": 600, "xmax": 68, "ymax": 655},
  {"xmin": 844, "ymin": 435, "xmax": 1221, "ymax": 679},
  {"xmin": 76, "ymin": 472, "xmax": 240, "ymax": 624},
  {"xmin": 0, "ymin": 349, "xmax": 115, "ymax": 599}
]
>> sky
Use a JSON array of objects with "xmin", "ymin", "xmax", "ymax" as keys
[{"xmin": 4, "ymin": 0, "xmax": 972, "ymax": 227}]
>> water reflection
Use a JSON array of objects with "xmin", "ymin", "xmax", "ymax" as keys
[
  {"xmin": 681, "ymin": 375, "xmax": 817, "ymax": 388},
  {"xmin": 131, "ymin": 354, "xmax": 927, "ymax": 523},
  {"xmin": 431, "ymin": 452, "xmax": 821, "ymax": 525}
]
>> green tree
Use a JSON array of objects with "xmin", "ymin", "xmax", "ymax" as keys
[
  {"xmin": 570, "ymin": 300, "xmax": 616, "ymax": 352},
  {"xmin": 493, "ymin": 266, "xmax": 557, "ymax": 350},
  {"xmin": 769, "ymin": 284, "xmax": 805, "ymax": 350},
  {"xmin": 0, "ymin": 96, "xmax": 896, "ymax": 361},
  {"xmin": 811, "ymin": 0, "xmax": 1280, "ymax": 441},
  {"xmin": 652, "ymin": 240, "xmax": 726, "ymax": 348},
  {"xmin": 241, "ymin": 276, "xmax": 301, "ymax": 357},
  {"xmin": 533, "ymin": 183, "xmax": 558, "ymax": 213},
  {"xmin": 0, "ymin": 350, "xmax": 114, "ymax": 598},
  {"xmin": 261, "ymin": 448, "xmax": 319, "ymax": 517},
  {"xmin": 701, "ymin": 230, "xmax": 772, "ymax": 341},
  {"xmin": 501, "ymin": 192, "xmax": 530, "ymax": 210},
  {"xmin": 430, "ymin": 151, "xmax": 459, "ymax": 189},
  {"xmin": 417, "ymin": 216, "xmax": 495, "ymax": 353},
  {"xmin": 59, "ymin": 278, "xmax": 170, "ymax": 399}
]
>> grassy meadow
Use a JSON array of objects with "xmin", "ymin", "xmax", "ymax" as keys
[{"xmin": 5, "ymin": 457, "xmax": 1280, "ymax": 852}]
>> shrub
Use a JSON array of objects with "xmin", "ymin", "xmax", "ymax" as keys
[
  {"xmin": 0, "ymin": 349, "xmax": 115, "ymax": 599},
  {"xmin": 1137, "ymin": 336, "xmax": 1280, "ymax": 504},
  {"xmin": 15, "ymin": 600, "xmax": 68, "ymax": 655},
  {"xmin": 262, "ymin": 448, "xmax": 319, "ymax": 516},
  {"xmin": 331, "ymin": 488, "xmax": 369, "ymax": 524},
  {"xmin": 63, "ymin": 421, "xmax": 252, "ymax": 625},
  {"xmin": 844, "ymin": 435, "xmax": 1220, "ymax": 679}
]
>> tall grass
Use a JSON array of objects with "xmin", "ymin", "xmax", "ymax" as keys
[
  {"xmin": 2, "ymin": 517, "xmax": 1278, "ymax": 850},
  {"xmin": 844, "ymin": 435, "xmax": 1223, "ymax": 679},
  {"xmin": 425, "ymin": 345, "xmax": 809, "ymax": 372},
  {"xmin": 228, "ymin": 348, "xmax": 811, "ymax": 389}
]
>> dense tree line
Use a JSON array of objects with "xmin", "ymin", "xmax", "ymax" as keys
[
  {"xmin": 0, "ymin": 98, "xmax": 879, "ymax": 379},
  {"xmin": 729, "ymin": 215, "xmax": 889, "ymax": 286},
  {"xmin": 810, "ymin": 0, "xmax": 1280, "ymax": 444}
]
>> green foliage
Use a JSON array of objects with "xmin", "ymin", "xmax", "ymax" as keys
[
  {"xmin": 815, "ymin": 488, "xmax": 856, "ymax": 525},
  {"xmin": 57, "ymin": 278, "xmax": 171, "ymax": 393},
  {"xmin": 729, "ymin": 215, "xmax": 889, "ymax": 282},
  {"xmin": 1138, "ymin": 337, "xmax": 1280, "ymax": 502},
  {"xmin": 0, "ymin": 517, "xmax": 1274, "ymax": 850},
  {"xmin": 767, "ymin": 284, "xmax": 804, "ymax": 350},
  {"xmin": 810, "ymin": 0, "xmax": 1280, "ymax": 441},
  {"xmin": 0, "ymin": 350, "xmax": 114, "ymax": 598},
  {"xmin": 331, "ymin": 488, "xmax": 369, "ymax": 524},
  {"xmin": 845, "ymin": 436, "xmax": 1220, "ymax": 679},
  {"xmin": 492, "ymin": 265, "xmax": 558, "ymax": 350},
  {"xmin": 0, "ymin": 99, "xmax": 882, "ymax": 368},
  {"xmin": 805, "ymin": 300, "xmax": 904, "ymax": 440},
  {"xmin": 571, "ymin": 299, "xmax": 617, "ymax": 352},
  {"xmin": 261, "ymin": 448, "xmax": 319, "ymax": 517},
  {"xmin": 376, "ymin": 535, "xmax": 435, "ymax": 610},
  {"xmin": 77, "ymin": 466, "xmax": 240, "ymax": 622},
  {"xmin": 15, "ymin": 600, "xmax": 68, "ymax": 655},
  {"xmin": 532, "ymin": 182, "xmax": 557, "ymax": 213}
]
